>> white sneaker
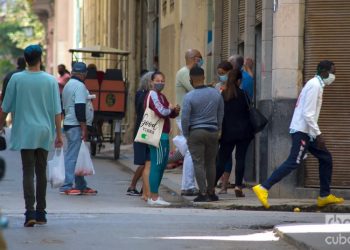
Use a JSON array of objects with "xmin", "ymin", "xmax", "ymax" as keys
[{"xmin": 147, "ymin": 197, "xmax": 171, "ymax": 206}]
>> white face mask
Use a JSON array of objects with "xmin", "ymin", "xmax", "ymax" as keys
[{"xmin": 323, "ymin": 73, "xmax": 336, "ymax": 85}]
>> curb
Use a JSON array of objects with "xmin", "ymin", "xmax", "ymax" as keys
[
  {"xmin": 191, "ymin": 202, "xmax": 350, "ymax": 213},
  {"xmin": 274, "ymin": 227, "xmax": 315, "ymax": 250}
]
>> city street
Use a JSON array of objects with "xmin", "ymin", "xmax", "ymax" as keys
[{"xmin": 0, "ymin": 147, "xmax": 328, "ymax": 250}]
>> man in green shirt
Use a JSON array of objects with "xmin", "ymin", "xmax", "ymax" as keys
[
  {"xmin": 175, "ymin": 49, "xmax": 203, "ymax": 196},
  {"xmin": 0, "ymin": 44, "xmax": 63, "ymax": 227}
]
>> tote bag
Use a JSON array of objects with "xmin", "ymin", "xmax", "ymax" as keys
[
  {"xmin": 244, "ymin": 92, "xmax": 268, "ymax": 134},
  {"xmin": 134, "ymin": 94, "xmax": 165, "ymax": 148}
]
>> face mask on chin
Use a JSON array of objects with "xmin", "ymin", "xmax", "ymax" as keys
[{"xmin": 323, "ymin": 73, "xmax": 336, "ymax": 85}]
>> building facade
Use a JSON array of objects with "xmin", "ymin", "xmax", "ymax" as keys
[
  {"xmin": 30, "ymin": 0, "xmax": 77, "ymax": 74},
  {"xmin": 33, "ymin": 0, "xmax": 350, "ymax": 198}
]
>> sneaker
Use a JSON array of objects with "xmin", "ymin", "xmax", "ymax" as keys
[
  {"xmin": 208, "ymin": 193, "xmax": 219, "ymax": 202},
  {"xmin": 126, "ymin": 187, "xmax": 141, "ymax": 196},
  {"xmin": 317, "ymin": 194, "xmax": 344, "ymax": 207},
  {"xmin": 24, "ymin": 210, "xmax": 36, "ymax": 227},
  {"xmin": 181, "ymin": 188, "xmax": 199, "ymax": 196},
  {"xmin": 82, "ymin": 187, "xmax": 98, "ymax": 195},
  {"xmin": 64, "ymin": 188, "xmax": 82, "ymax": 195},
  {"xmin": 35, "ymin": 210, "xmax": 47, "ymax": 225},
  {"xmin": 253, "ymin": 184, "xmax": 270, "ymax": 209},
  {"xmin": 147, "ymin": 197, "xmax": 171, "ymax": 206},
  {"xmin": 218, "ymin": 188, "xmax": 227, "ymax": 194},
  {"xmin": 193, "ymin": 194, "xmax": 209, "ymax": 202}
]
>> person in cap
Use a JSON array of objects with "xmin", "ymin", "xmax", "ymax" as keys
[
  {"xmin": 181, "ymin": 66, "xmax": 224, "ymax": 202},
  {"xmin": 253, "ymin": 60, "xmax": 344, "ymax": 209},
  {"xmin": 0, "ymin": 44, "xmax": 63, "ymax": 227},
  {"xmin": 59, "ymin": 62, "xmax": 97, "ymax": 196}
]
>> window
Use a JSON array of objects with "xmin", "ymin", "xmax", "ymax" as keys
[
  {"xmin": 162, "ymin": 0, "xmax": 167, "ymax": 16},
  {"xmin": 170, "ymin": 0, "xmax": 174, "ymax": 12}
]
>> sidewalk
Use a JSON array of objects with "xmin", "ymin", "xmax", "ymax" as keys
[
  {"xmin": 115, "ymin": 144, "xmax": 350, "ymax": 213},
  {"xmin": 114, "ymin": 144, "xmax": 350, "ymax": 250}
]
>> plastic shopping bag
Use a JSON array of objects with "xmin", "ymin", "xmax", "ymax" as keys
[
  {"xmin": 75, "ymin": 141, "xmax": 95, "ymax": 176},
  {"xmin": 48, "ymin": 148, "xmax": 65, "ymax": 188},
  {"xmin": 172, "ymin": 135, "xmax": 188, "ymax": 156}
]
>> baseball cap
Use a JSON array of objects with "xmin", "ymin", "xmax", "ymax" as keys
[
  {"xmin": 24, "ymin": 44, "xmax": 42, "ymax": 55},
  {"xmin": 72, "ymin": 62, "xmax": 87, "ymax": 73}
]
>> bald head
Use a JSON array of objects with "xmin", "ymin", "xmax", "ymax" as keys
[
  {"xmin": 185, "ymin": 49, "xmax": 202, "ymax": 67},
  {"xmin": 228, "ymin": 54, "xmax": 244, "ymax": 70}
]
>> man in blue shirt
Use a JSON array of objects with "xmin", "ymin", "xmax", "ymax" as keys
[
  {"xmin": 228, "ymin": 55, "xmax": 254, "ymax": 99},
  {"xmin": 0, "ymin": 44, "xmax": 63, "ymax": 227}
]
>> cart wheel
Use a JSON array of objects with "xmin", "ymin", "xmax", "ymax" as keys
[
  {"xmin": 90, "ymin": 141, "xmax": 97, "ymax": 156},
  {"xmin": 114, "ymin": 132, "xmax": 121, "ymax": 160}
]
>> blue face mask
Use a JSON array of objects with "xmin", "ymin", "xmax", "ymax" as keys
[
  {"xmin": 218, "ymin": 74, "xmax": 228, "ymax": 82},
  {"xmin": 197, "ymin": 58, "xmax": 204, "ymax": 67},
  {"xmin": 154, "ymin": 83, "xmax": 165, "ymax": 92}
]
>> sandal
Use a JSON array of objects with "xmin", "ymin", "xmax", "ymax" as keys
[{"xmin": 234, "ymin": 188, "xmax": 245, "ymax": 197}]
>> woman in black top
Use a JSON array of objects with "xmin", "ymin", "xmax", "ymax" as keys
[
  {"xmin": 127, "ymin": 71, "xmax": 153, "ymax": 199},
  {"xmin": 216, "ymin": 69, "xmax": 254, "ymax": 197}
]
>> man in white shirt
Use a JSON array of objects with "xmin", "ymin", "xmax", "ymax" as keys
[
  {"xmin": 253, "ymin": 60, "xmax": 344, "ymax": 209},
  {"xmin": 175, "ymin": 49, "xmax": 203, "ymax": 196}
]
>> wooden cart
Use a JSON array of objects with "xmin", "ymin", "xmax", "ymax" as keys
[{"xmin": 69, "ymin": 46, "xmax": 130, "ymax": 159}]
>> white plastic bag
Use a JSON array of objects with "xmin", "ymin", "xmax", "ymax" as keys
[
  {"xmin": 75, "ymin": 141, "xmax": 95, "ymax": 176},
  {"xmin": 48, "ymin": 148, "xmax": 65, "ymax": 188},
  {"xmin": 172, "ymin": 135, "xmax": 188, "ymax": 156}
]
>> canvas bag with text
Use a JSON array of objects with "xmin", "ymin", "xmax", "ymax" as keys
[{"xmin": 134, "ymin": 93, "xmax": 165, "ymax": 148}]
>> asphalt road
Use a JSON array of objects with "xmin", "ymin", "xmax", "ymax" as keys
[{"xmin": 0, "ymin": 147, "xmax": 327, "ymax": 250}]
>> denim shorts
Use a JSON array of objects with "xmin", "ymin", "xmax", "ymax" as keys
[{"xmin": 133, "ymin": 141, "xmax": 150, "ymax": 165}]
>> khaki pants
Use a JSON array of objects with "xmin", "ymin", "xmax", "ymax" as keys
[
  {"xmin": 0, "ymin": 231, "xmax": 7, "ymax": 250},
  {"xmin": 188, "ymin": 129, "xmax": 218, "ymax": 194}
]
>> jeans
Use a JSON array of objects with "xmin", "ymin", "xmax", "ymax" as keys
[
  {"xmin": 262, "ymin": 132, "xmax": 333, "ymax": 197},
  {"xmin": 60, "ymin": 127, "xmax": 87, "ymax": 191},
  {"xmin": 216, "ymin": 139, "xmax": 252, "ymax": 186},
  {"xmin": 21, "ymin": 149, "xmax": 48, "ymax": 211},
  {"xmin": 176, "ymin": 118, "xmax": 196, "ymax": 190},
  {"xmin": 149, "ymin": 133, "xmax": 169, "ymax": 194},
  {"xmin": 188, "ymin": 129, "xmax": 218, "ymax": 194}
]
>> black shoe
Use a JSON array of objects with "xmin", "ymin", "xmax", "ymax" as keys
[
  {"xmin": 208, "ymin": 193, "xmax": 219, "ymax": 202},
  {"xmin": 181, "ymin": 188, "xmax": 199, "ymax": 196},
  {"xmin": 35, "ymin": 210, "xmax": 47, "ymax": 225},
  {"xmin": 193, "ymin": 194, "xmax": 209, "ymax": 202},
  {"xmin": 24, "ymin": 210, "xmax": 36, "ymax": 227},
  {"xmin": 126, "ymin": 187, "xmax": 141, "ymax": 196}
]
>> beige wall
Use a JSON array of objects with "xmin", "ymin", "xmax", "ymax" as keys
[
  {"xmin": 53, "ymin": 0, "xmax": 76, "ymax": 74},
  {"xmin": 272, "ymin": 0, "xmax": 305, "ymax": 99},
  {"xmin": 160, "ymin": 0, "xmax": 208, "ymax": 106}
]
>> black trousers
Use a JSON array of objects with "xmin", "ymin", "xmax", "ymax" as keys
[
  {"xmin": 21, "ymin": 149, "xmax": 48, "ymax": 212},
  {"xmin": 216, "ymin": 138, "xmax": 252, "ymax": 187}
]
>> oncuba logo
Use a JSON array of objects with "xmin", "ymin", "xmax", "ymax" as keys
[{"xmin": 325, "ymin": 214, "xmax": 350, "ymax": 224}]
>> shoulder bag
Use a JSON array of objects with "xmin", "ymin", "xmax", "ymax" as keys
[{"xmin": 244, "ymin": 92, "xmax": 268, "ymax": 134}]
